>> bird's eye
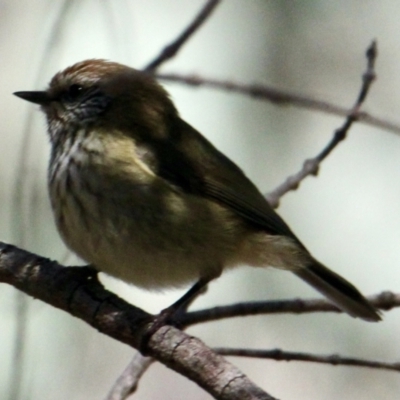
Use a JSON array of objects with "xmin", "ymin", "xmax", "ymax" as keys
[{"xmin": 65, "ymin": 84, "xmax": 84, "ymax": 101}]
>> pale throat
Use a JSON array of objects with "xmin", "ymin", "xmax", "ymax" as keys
[{"xmin": 48, "ymin": 127, "xmax": 158, "ymax": 192}]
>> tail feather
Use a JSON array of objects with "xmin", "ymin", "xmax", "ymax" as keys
[{"xmin": 295, "ymin": 260, "xmax": 381, "ymax": 322}]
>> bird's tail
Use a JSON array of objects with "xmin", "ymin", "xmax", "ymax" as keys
[{"xmin": 294, "ymin": 260, "xmax": 381, "ymax": 322}]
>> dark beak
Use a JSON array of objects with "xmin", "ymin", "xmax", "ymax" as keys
[{"xmin": 13, "ymin": 91, "xmax": 51, "ymax": 105}]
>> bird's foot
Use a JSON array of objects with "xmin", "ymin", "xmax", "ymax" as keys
[
  {"xmin": 139, "ymin": 305, "xmax": 185, "ymax": 355},
  {"xmin": 139, "ymin": 278, "xmax": 212, "ymax": 354}
]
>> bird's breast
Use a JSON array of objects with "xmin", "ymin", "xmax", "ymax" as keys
[{"xmin": 47, "ymin": 129, "xmax": 241, "ymax": 289}]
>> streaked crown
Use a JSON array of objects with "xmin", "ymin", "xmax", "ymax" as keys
[{"xmin": 15, "ymin": 59, "xmax": 178, "ymax": 143}]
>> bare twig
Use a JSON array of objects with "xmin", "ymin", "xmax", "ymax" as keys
[
  {"xmin": 144, "ymin": 0, "xmax": 221, "ymax": 72},
  {"xmin": 215, "ymin": 348, "xmax": 400, "ymax": 373},
  {"xmin": 0, "ymin": 241, "xmax": 276, "ymax": 400},
  {"xmin": 181, "ymin": 291, "xmax": 400, "ymax": 327},
  {"xmin": 105, "ymin": 353, "xmax": 153, "ymax": 400},
  {"xmin": 155, "ymin": 65, "xmax": 400, "ymax": 137},
  {"xmin": 266, "ymin": 40, "xmax": 378, "ymax": 207}
]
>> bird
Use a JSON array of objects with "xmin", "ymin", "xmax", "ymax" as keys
[{"xmin": 14, "ymin": 59, "xmax": 380, "ymax": 322}]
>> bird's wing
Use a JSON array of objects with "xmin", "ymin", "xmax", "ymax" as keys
[{"xmin": 152, "ymin": 117, "xmax": 303, "ymax": 244}]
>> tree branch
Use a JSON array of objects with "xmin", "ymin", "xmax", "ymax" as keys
[
  {"xmin": 155, "ymin": 48, "xmax": 400, "ymax": 137},
  {"xmin": 266, "ymin": 40, "xmax": 377, "ymax": 207},
  {"xmin": 181, "ymin": 291, "xmax": 400, "ymax": 327},
  {"xmin": 0, "ymin": 241, "xmax": 276, "ymax": 400},
  {"xmin": 105, "ymin": 352, "xmax": 153, "ymax": 400},
  {"xmin": 144, "ymin": 0, "xmax": 221, "ymax": 72},
  {"xmin": 215, "ymin": 348, "xmax": 400, "ymax": 373}
]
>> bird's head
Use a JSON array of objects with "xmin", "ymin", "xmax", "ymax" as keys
[{"xmin": 14, "ymin": 59, "xmax": 177, "ymax": 142}]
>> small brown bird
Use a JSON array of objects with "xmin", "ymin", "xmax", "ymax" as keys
[{"xmin": 14, "ymin": 59, "xmax": 380, "ymax": 322}]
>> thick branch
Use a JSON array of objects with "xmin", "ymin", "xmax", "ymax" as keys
[
  {"xmin": 0, "ymin": 242, "xmax": 275, "ymax": 400},
  {"xmin": 144, "ymin": 0, "xmax": 221, "ymax": 72}
]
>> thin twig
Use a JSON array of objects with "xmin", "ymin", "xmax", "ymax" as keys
[
  {"xmin": 266, "ymin": 40, "xmax": 378, "ymax": 208},
  {"xmin": 105, "ymin": 353, "xmax": 153, "ymax": 400},
  {"xmin": 215, "ymin": 347, "xmax": 400, "ymax": 373},
  {"xmin": 144, "ymin": 0, "xmax": 221, "ymax": 72},
  {"xmin": 156, "ymin": 67, "xmax": 400, "ymax": 138},
  {"xmin": 181, "ymin": 291, "xmax": 400, "ymax": 327}
]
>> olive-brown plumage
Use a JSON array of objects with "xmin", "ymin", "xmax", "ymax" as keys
[{"xmin": 14, "ymin": 59, "xmax": 380, "ymax": 321}]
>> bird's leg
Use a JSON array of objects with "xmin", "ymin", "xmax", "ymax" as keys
[
  {"xmin": 139, "ymin": 276, "xmax": 212, "ymax": 354},
  {"xmin": 158, "ymin": 276, "xmax": 212, "ymax": 326},
  {"xmin": 167, "ymin": 277, "xmax": 211, "ymax": 314}
]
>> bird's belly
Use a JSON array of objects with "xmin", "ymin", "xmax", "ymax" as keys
[{"xmin": 49, "ymin": 167, "xmax": 238, "ymax": 290}]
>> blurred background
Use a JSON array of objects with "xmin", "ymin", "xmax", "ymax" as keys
[{"xmin": 1, "ymin": 1, "xmax": 400, "ymax": 399}]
